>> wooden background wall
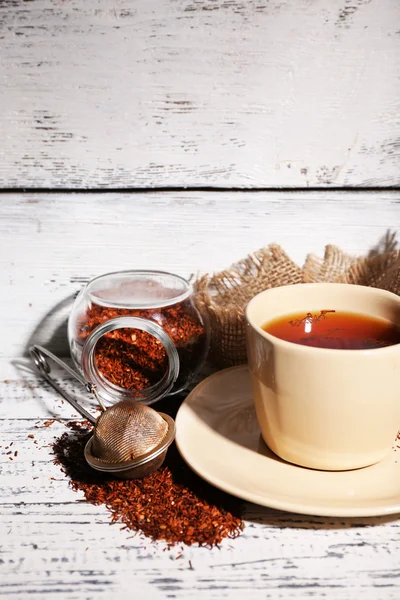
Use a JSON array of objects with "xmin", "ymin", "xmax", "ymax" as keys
[
  {"xmin": 0, "ymin": 0, "xmax": 399, "ymax": 358},
  {"xmin": 0, "ymin": 0, "xmax": 399, "ymax": 189},
  {"xmin": 1, "ymin": 3, "xmax": 400, "ymax": 598}
]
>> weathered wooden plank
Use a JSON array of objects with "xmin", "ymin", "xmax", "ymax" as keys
[
  {"xmin": 1, "ymin": 191, "xmax": 399, "ymax": 358},
  {"xmin": 0, "ymin": 0, "xmax": 399, "ymax": 187},
  {"xmin": 1, "ymin": 502, "xmax": 399, "ymax": 600},
  {"xmin": 0, "ymin": 407, "xmax": 399, "ymax": 599},
  {"xmin": 1, "ymin": 188, "xmax": 400, "ymax": 598}
]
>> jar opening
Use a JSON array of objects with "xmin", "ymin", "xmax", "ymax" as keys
[
  {"xmin": 81, "ymin": 316, "xmax": 180, "ymax": 406},
  {"xmin": 86, "ymin": 270, "xmax": 191, "ymax": 309}
]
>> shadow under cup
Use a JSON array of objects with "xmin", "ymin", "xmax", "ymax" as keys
[{"xmin": 245, "ymin": 283, "xmax": 400, "ymax": 471}]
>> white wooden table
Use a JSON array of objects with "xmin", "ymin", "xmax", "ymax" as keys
[{"xmin": 1, "ymin": 1, "xmax": 400, "ymax": 598}]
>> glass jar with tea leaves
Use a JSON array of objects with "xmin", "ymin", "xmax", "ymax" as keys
[{"xmin": 68, "ymin": 270, "xmax": 209, "ymax": 406}]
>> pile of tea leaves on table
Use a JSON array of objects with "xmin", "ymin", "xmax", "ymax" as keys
[{"xmin": 51, "ymin": 394, "xmax": 244, "ymax": 548}]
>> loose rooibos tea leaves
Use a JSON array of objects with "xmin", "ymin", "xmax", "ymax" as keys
[
  {"xmin": 52, "ymin": 421, "xmax": 243, "ymax": 547},
  {"xmin": 263, "ymin": 310, "xmax": 400, "ymax": 350},
  {"xmin": 78, "ymin": 301, "xmax": 206, "ymax": 391}
]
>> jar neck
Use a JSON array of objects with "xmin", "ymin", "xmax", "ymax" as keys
[{"xmin": 81, "ymin": 316, "xmax": 180, "ymax": 406}]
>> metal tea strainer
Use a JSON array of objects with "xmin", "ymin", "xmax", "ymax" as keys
[{"xmin": 29, "ymin": 345, "xmax": 175, "ymax": 479}]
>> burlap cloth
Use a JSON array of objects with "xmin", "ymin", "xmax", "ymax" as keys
[{"xmin": 195, "ymin": 234, "xmax": 400, "ymax": 368}]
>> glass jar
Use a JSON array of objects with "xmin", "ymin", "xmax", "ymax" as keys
[{"xmin": 68, "ymin": 270, "xmax": 209, "ymax": 406}]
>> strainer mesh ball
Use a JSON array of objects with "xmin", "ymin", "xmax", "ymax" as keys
[{"xmin": 91, "ymin": 400, "xmax": 169, "ymax": 463}]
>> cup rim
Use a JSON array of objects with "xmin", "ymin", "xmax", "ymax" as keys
[{"xmin": 245, "ymin": 282, "xmax": 400, "ymax": 355}]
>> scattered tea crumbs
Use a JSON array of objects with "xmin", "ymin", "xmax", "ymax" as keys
[{"xmin": 52, "ymin": 423, "xmax": 243, "ymax": 547}]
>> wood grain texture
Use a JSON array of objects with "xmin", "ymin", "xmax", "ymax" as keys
[
  {"xmin": 1, "ymin": 363, "xmax": 400, "ymax": 600},
  {"xmin": 1, "ymin": 192, "xmax": 400, "ymax": 598},
  {"xmin": 1, "ymin": 191, "xmax": 399, "ymax": 358},
  {"xmin": 0, "ymin": 0, "xmax": 399, "ymax": 188}
]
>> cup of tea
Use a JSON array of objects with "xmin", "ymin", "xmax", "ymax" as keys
[{"xmin": 245, "ymin": 283, "xmax": 400, "ymax": 471}]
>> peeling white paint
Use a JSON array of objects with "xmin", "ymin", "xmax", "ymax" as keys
[{"xmin": 0, "ymin": 0, "xmax": 399, "ymax": 187}]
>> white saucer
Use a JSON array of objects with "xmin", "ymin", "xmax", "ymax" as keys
[{"xmin": 175, "ymin": 365, "xmax": 400, "ymax": 517}]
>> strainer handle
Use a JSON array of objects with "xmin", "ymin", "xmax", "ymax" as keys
[{"xmin": 29, "ymin": 345, "xmax": 98, "ymax": 425}]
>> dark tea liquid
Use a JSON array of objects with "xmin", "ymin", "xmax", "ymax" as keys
[{"xmin": 263, "ymin": 310, "xmax": 400, "ymax": 350}]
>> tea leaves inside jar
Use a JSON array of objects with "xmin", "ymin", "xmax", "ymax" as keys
[{"xmin": 79, "ymin": 301, "xmax": 206, "ymax": 391}]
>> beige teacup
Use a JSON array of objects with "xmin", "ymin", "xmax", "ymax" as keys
[{"xmin": 245, "ymin": 283, "xmax": 400, "ymax": 471}]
